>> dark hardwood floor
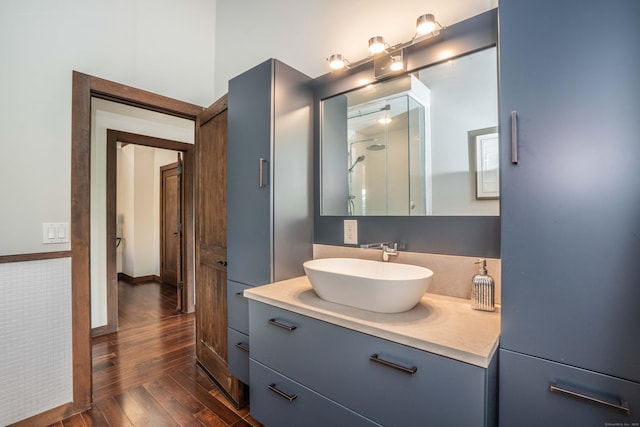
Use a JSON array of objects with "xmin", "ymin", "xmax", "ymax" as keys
[{"xmin": 49, "ymin": 280, "xmax": 260, "ymax": 427}]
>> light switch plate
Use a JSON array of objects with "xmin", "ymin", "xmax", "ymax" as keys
[
  {"xmin": 343, "ymin": 219, "xmax": 358, "ymax": 245},
  {"xmin": 43, "ymin": 222, "xmax": 70, "ymax": 244}
]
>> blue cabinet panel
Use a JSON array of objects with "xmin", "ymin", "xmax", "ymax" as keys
[
  {"xmin": 227, "ymin": 328, "xmax": 250, "ymax": 385},
  {"xmin": 226, "ymin": 58, "xmax": 313, "ymax": 389},
  {"xmin": 226, "ymin": 280, "xmax": 250, "ymax": 334},
  {"xmin": 500, "ymin": 349, "xmax": 640, "ymax": 427},
  {"xmin": 250, "ymin": 360, "xmax": 380, "ymax": 427},
  {"xmin": 250, "ymin": 301, "xmax": 492, "ymax": 427},
  {"xmin": 227, "ymin": 59, "xmax": 273, "ymax": 287},
  {"xmin": 499, "ymin": 0, "xmax": 640, "ymax": 382},
  {"xmin": 227, "ymin": 59, "xmax": 313, "ymax": 288}
]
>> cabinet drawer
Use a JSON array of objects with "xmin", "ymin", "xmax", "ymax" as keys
[
  {"xmin": 250, "ymin": 301, "xmax": 490, "ymax": 427},
  {"xmin": 227, "ymin": 328, "xmax": 250, "ymax": 385},
  {"xmin": 250, "ymin": 359, "xmax": 380, "ymax": 427},
  {"xmin": 500, "ymin": 349, "xmax": 640, "ymax": 426},
  {"xmin": 227, "ymin": 280, "xmax": 250, "ymax": 334}
]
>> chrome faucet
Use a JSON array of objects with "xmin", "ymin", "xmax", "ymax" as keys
[{"xmin": 360, "ymin": 242, "xmax": 399, "ymax": 262}]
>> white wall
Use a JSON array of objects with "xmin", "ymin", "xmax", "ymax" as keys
[
  {"xmin": 0, "ymin": 0, "xmax": 215, "ymax": 256},
  {"xmin": 213, "ymin": 0, "xmax": 497, "ymax": 99}
]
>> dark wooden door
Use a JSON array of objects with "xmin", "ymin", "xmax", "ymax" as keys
[
  {"xmin": 160, "ymin": 161, "xmax": 180, "ymax": 289},
  {"xmin": 195, "ymin": 94, "xmax": 246, "ymax": 407}
]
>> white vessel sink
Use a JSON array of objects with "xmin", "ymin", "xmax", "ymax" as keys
[{"xmin": 303, "ymin": 258, "xmax": 434, "ymax": 313}]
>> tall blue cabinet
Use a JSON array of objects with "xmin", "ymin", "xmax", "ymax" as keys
[
  {"xmin": 499, "ymin": 0, "xmax": 640, "ymax": 425},
  {"xmin": 226, "ymin": 59, "xmax": 314, "ymax": 387}
]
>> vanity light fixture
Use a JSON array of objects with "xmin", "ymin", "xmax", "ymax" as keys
[
  {"xmin": 328, "ymin": 54, "xmax": 348, "ymax": 70},
  {"xmin": 416, "ymin": 14, "xmax": 438, "ymax": 35},
  {"xmin": 368, "ymin": 36, "xmax": 387, "ymax": 54},
  {"xmin": 326, "ymin": 13, "xmax": 444, "ymax": 74},
  {"xmin": 389, "ymin": 55, "xmax": 404, "ymax": 71}
]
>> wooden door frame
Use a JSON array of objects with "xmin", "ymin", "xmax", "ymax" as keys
[
  {"xmin": 71, "ymin": 71, "xmax": 203, "ymax": 413},
  {"xmin": 92, "ymin": 130, "xmax": 193, "ymax": 337}
]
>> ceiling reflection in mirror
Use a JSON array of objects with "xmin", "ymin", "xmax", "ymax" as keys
[{"xmin": 320, "ymin": 46, "xmax": 498, "ymax": 217}]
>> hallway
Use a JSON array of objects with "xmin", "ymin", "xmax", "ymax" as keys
[{"xmin": 49, "ymin": 281, "xmax": 259, "ymax": 426}]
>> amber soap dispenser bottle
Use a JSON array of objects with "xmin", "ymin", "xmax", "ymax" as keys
[{"xmin": 471, "ymin": 258, "xmax": 495, "ymax": 312}]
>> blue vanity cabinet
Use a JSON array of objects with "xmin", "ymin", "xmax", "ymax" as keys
[
  {"xmin": 499, "ymin": 0, "xmax": 640, "ymax": 424},
  {"xmin": 250, "ymin": 360, "xmax": 381, "ymax": 427},
  {"xmin": 249, "ymin": 301, "xmax": 497, "ymax": 426},
  {"xmin": 226, "ymin": 58, "xmax": 314, "ymax": 385}
]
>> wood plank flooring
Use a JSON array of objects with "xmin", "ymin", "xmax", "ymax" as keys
[{"xmin": 49, "ymin": 281, "xmax": 260, "ymax": 427}]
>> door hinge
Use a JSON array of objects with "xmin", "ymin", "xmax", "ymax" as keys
[
  {"xmin": 178, "ymin": 281, "xmax": 184, "ymax": 290},
  {"xmin": 177, "ymin": 164, "xmax": 183, "ymax": 175},
  {"xmin": 177, "ymin": 223, "xmax": 182, "ymax": 233}
]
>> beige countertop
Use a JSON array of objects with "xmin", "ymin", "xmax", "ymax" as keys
[{"xmin": 244, "ymin": 275, "xmax": 500, "ymax": 368}]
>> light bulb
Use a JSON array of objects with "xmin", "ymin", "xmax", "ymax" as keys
[
  {"xmin": 416, "ymin": 14, "xmax": 436, "ymax": 35},
  {"xmin": 328, "ymin": 54, "xmax": 346, "ymax": 70},
  {"xmin": 378, "ymin": 117, "xmax": 392, "ymax": 124},
  {"xmin": 390, "ymin": 57, "xmax": 404, "ymax": 71},
  {"xmin": 368, "ymin": 36, "xmax": 386, "ymax": 54}
]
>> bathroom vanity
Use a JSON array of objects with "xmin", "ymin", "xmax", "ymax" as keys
[{"xmin": 245, "ymin": 277, "xmax": 499, "ymax": 427}]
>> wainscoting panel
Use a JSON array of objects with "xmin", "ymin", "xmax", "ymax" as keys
[{"xmin": 0, "ymin": 257, "xmax": 73, "ymax": 425}]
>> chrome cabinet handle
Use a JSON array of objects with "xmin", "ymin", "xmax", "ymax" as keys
[
  {"xmin": 268, "ymin": 383, "xmax": 297, "ymax": 402},
  {"xmin": 370, "ymin": 353, "xmax": 417, "ymax": 375},
  {"xmin": 267, "ymin": 318, "xmax": 297, "ymax": 332},
  {"xmin": 549, "ymin": 383, "xmax": 630, "ymax": 415},
  {"xmin": 511, "ymin": 110, "xmax": 518, "ymax": 164},
  {"xmin": 235, "ymin": 342, "xmax": 249, "ymax": 353},
  {"xmin": 259, "ymin": 157, "xmax": 268, "ymax": 188}
]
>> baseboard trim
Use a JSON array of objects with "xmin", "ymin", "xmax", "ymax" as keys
[
  {"xmin": 91, "ymin": 323, "xmax": 117, "ymax": 338},
  {"xmin": 118, "ymin": 273, "xmax": 161, "ymax": 284},
  {"xmin": 9, "ymin": 401, "xmax": 85, "ymax": 427}
]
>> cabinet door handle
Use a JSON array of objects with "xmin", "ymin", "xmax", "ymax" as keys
[
  {"xmin": 268, "ymin": 383, "xmax": 298, "ymax": 402},
  {"xmin": 235, "ymin": 342, "xmax": 250, "ymax": 353},
  {"xmin": 268, "ymin": 318, "xmax": 297, "ymax": 332},
  {"xmin": 549, "ymin": 383, "xmax": 630, "ymax": 415},
  {"xmin": 259, "ymin": 157, "xmax": 268, "ymax": 188},
  {"xmin": 511, "ymin": 110, "xmax": 519, "ymax": 164},
  {"xmin": 370, "ymin": 353, "xmax": 417, "ymax": 375},
  {"xmin": 216, "ymin": 260, "xmax": 227, "ymax": 267}
]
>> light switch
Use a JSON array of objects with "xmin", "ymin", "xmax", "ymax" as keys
[{"xmin": 43, "ymin": 222, "xmax": 70, "ymax": 244}]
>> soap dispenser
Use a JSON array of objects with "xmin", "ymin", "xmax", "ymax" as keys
[{"xmin": 471, "ymin": 258, "xmax": 495, "ymax": 312}]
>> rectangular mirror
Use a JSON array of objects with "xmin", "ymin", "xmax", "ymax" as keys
[{"xmin": 321, "ymin": 46, "xmax": 498, "ymax": 217}]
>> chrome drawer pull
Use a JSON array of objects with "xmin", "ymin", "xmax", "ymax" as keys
[
  {"xmin": 268, "ymin": 318, "xmax": 297, "ymax": 332},
  {"xmin": 259, "ymin": 157, "xmax": 268, "ymax": 188},
  {"xmin": 235, "ymin": 342, "xmax": 249, "ymax": 353},
  {"xmin": 370, "ymin": 353, "xmax": 417, "ymax": 375},
  {"xmin": 549, "ymin": 383, "xmax": 630, "ymax": 415},
  {"xmin": 268, "ymin": 383, "xmax": 297, "ymax": 402},
  {"xmin": 510, "ymin": 110, "xmax": 518, "ymax": 164}
]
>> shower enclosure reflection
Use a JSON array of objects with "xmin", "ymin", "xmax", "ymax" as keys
[{"xmin": 345, "ymin": 80, "xmax": 430, "ymax": 215}]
